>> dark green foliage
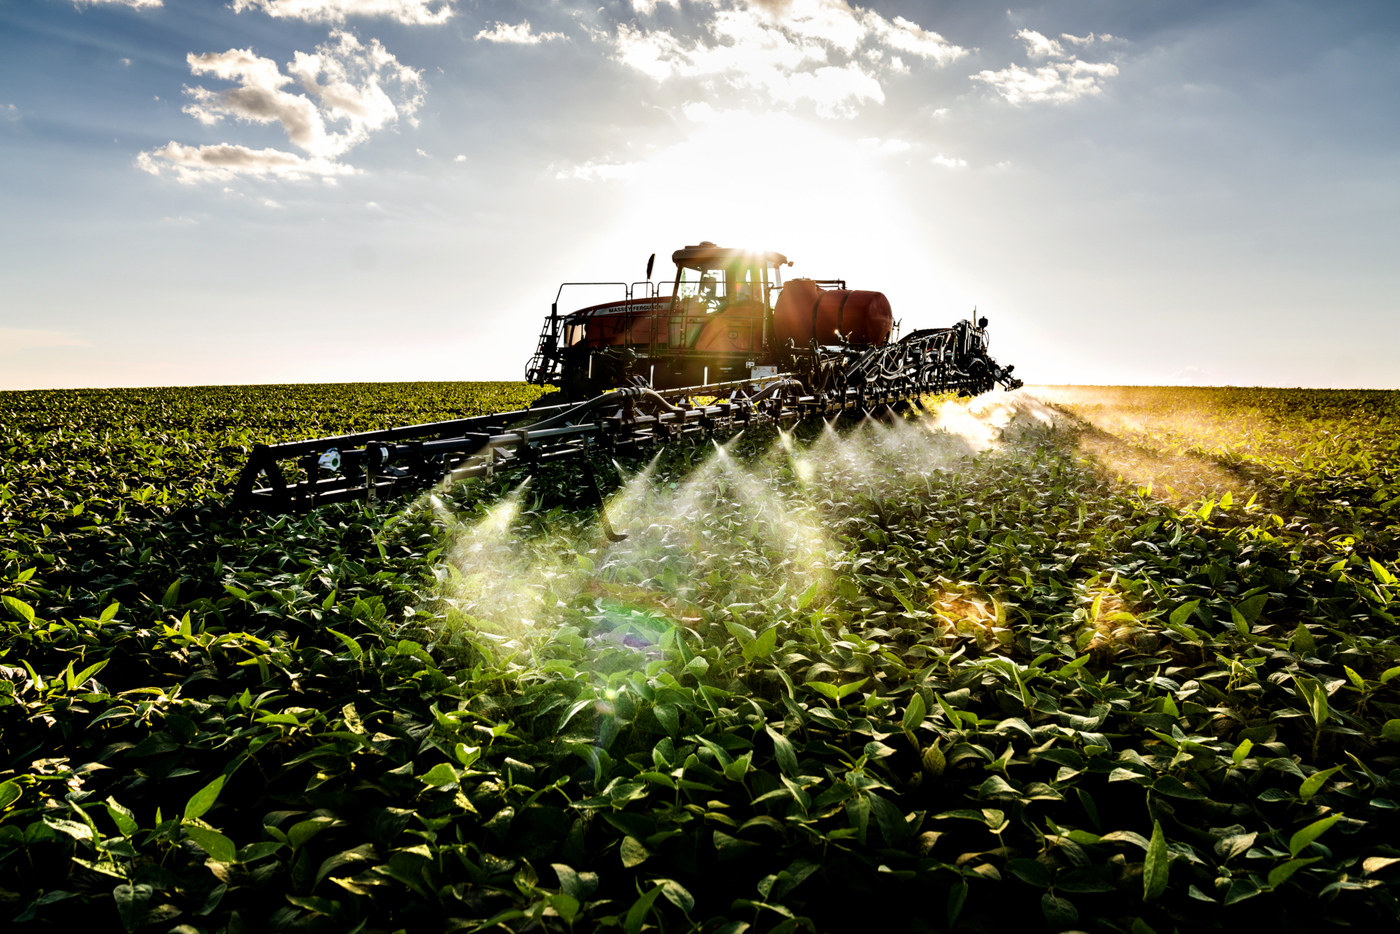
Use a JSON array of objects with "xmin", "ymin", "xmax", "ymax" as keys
[{"xmin": 0, "ymin": 384, "xmax": 1398, "ymax": 933}]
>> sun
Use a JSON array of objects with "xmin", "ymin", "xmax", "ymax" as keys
[{"xmin": 584, "ymin": 109, "xmax": 942, "ymax": 305}]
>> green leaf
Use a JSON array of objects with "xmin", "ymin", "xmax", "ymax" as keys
[
  {"xmin": 1143, "ymin": 820, "xmax": 1170, "ymax": 901},
  {"xmin": 1041, "ymin": 893, "xmax": 1079, "ymax": 928},
  {"xmin": 714, "ymin": 830, "xmax": 756, "ymax": 860},
  {"xmin": 1236, "ymin": 593, "xmax": 1268, "ymax": 624},
  {"xmin": 868, "ymin": 793, "xmax": 911, "ymax": 849},
  {"xmin": 1380, "ymin": 667, "xmax": 1400, "ymax": 685},
  {"xmin": 549, "ymin": 894, "xmax": 580, "ymax": 924},
  {"xmin": 1006, "ymin": 858, "xmax": 1053, "ymax": 887},
  {"xmin": 2, "ymin": 595, "xmax": 35, "ymax": 624},
  {"xmin": 621, "ymin": 835, "xmax": 651, "ymax": 868},
  {"xmin": 1169, "ymin": 599, "xmax": 1200, "ymax": 627},
  {"xmin": 68, "ymin": 659, "xmax": 108, "ymax": 691},
  {"xmin": 1268, "ymin": 857, "xmax": 1320, "ymax": 889},
  {"xmin": 653, "ymin": 703, "xmax": 680, "ymax": 736},
  {"xmin": 183, "ymin": 774, "xmax": 225, "ymax": 822},
  {"xmin": 1289, "ymin": 814, "xmax": 1341, "ymax": 858},
  {"xmin": 723, "ymin": 752, "xmax": 752, "ymax": 782},
  {"xmin": 624, "ymin": 883, "xmax": 667, "ymax": 934},
  {"xmin": 0, "ymin": 781, "xmax": 21, "ymax": 811},
  {"xmin": 289, "ymin": 819, "xmax": 331, "ymax": 850},
  {"xmin": 420, "ymin": 763, "xmax": 459, "ymax": 787},
  {"xmin": 837, "ymin": 677, "xmax": 869, "ymax": 699},
  {"xmin": 113, "ymin": 883, "xmax": 152, "ymax": 934},
  {"xmin": 659, "ymin": 878, "xmax": 694, "ymax": 915},
  {"xmin": 1293, "ymin": 623, "xmax": 1317, "ymax": 655},
  {"xmin": 901, "ymin": 694, "xmax": 926, "ymax": 733},
  {"xmin": 316, "ymin": 844, "xmax": 374, "ymax": 885},
  {"xmin": 766, "ymin": 725, "xmax": 799, "ymax": 779},
  {"xmin": 1232, "ymin": 738, "xmax": 1253, "ymax": 766},
  {"xmin": 1381, "ymin": 719, "xmax": 1400, "ymax": 743},
  {"xmin": 1310, "ymin": 688, "xmax": 1330, "ymax": 726},
  {"xmin": 104, "ymin": 798, "xmax": 137, "ymax": 836},
  {"xmin": 807, "ymin": 681, "xmax": 841, "ymax": 701},
  {"xmin": 891, "ymin": 587, "xmax": 921, "ymax": 617},
  {"xmin": 184, "ymin": 825, "xmax": 237, "ymax": 863},
  {"xmin": 237, "ymin": 841, "xmax": 284, "ymax": 863},
  {"xmin": 742, "ymin": 626, "xmax": 777, "ymax": 661},
  {"xmin": 1059, "ymin": 653, "xmax": 1091, "ymax": 676},
  {"xmin": 1299, "ymin": 765, "xmax": 1343, "ymax": 803},
  {"xmin": 1224, "ymin": 878, "xmax": 1261, "ymax": 905},
  {"xmin": 552, "ymin": 864, "xmax": 600, "ymax": 903},
  {"xmin": 44, "ymin": 816, "xmax": 93, "ymax": 845},
  {"xmin": 946, "ymin": 880, "xmax": 968, "ymax": 929},
  {"xmin": 161, "ymin": 579, "xmax": 182, "ymax": 610},
  {"xmin": 325, "ymin": 628, "xmax": 363, "ymax": 660}
]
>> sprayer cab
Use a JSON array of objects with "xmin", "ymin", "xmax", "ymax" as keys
[{"xmin": 525, "ymin": 242, "xmax": 797, "ymax": 395}]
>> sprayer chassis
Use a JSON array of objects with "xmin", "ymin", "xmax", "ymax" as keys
[{"xmin": 231, "ymin": 311, "xmax": 1023, "ymax": 514}]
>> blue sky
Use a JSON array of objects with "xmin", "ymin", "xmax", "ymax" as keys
[{"xmin": 2, "ymin": 0, "xmax": 1396, "ymax": 389}]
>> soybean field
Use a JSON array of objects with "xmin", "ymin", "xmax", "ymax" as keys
[{"xmin": 1, "ymin": 382, "xmax": 1399, "ymax": 934}]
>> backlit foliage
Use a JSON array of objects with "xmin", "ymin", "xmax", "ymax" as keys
[{"xmin": 1, "ymin": 384, "xmax": 1398, "ymax": 932}]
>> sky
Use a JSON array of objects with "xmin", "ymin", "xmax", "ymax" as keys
[{"xmin": 1, "ymin": 0, "xmax": 1397, "ymax": 390}]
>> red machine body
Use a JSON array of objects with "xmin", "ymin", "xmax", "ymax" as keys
[{"xmin": 527, "ymin": 242, "xmax": 900, "ymax": 396}]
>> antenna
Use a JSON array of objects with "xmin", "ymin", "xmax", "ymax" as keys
[{"xmin": 645, "ymin": 253, "xmax": 655, "ymax": 280}]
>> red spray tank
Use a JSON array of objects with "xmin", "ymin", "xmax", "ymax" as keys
[{"xmin": 773, "ymin": 278, "xmax": 893, "ymax": 347}]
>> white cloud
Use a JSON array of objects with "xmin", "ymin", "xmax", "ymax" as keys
[
  {"xmin": 0, "ymin": 329, "xmax": 90, "ymax": 354},
  {"xmin": 453, "ymin": 154, "xmax": 466, "ymax": 162},
  {"xmin": 972, "ymin": 59, "xmax": 1118, "ymax": 105},
  {"xmin": 865, "ymin": 14, "xmax": 967, "ymax": 65},
  {"xmin": 681, "ymin": 100, "xmax": 718, "ymax": 122},
  {"xmin": 1062, "ymin": 32, "xmax": 1112, "ymax": 46},
  {"xmin": 141, "ymin": 31, "xmax": 422, "ymax": 182},
  {"xmin": 631, "ymin": 0, "xmax": 679, "ymax": 14},
  {"xmin": 121, "ymin": 58, "xmax": 132, "ymax": 67},
  {"xmin": 1017, "ymin": 29, "xmax": 1064, "ymax": 59},
  {"xmin": 857, "ymin": 136, "xmax": 910, "ymax": 155},
  {"xmin": 474, "ymin": 21, "xmax": 568, "ymax": 44},
  {"xmin": 556, "ymin": 160, "xmax": 646, "ymax": 181},
  {"xmin": 2, "ymin": 104, "xmax": 17, "ymax": 122},
  {"xmin": 263, "ymin": 198, "xmax": 282, "ymax": 207},
  {"xmin": 931, "ymin": 153, "xmax": 965, "ymax": 168},
  {"xmin": 231, "ymin": 0, "xmax": 453, "ymax": 25},
  {"xmin": 609, "ymin": 0, "xmax": 966, "ymax": 119},
  {"xmin": 137, "ymin": 143, "xmax": 360, "ymax": 183},
  {"xmin": 416, "ymin": 147, "xmax": 429, "ymax": 156},
  {"xmin": 73, "ymin": 0, "xmax": 162, "ymax": 8}
]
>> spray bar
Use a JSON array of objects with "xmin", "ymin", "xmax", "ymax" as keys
[{"xmin": 231, "ymin": 321, "xmax": 1022, "ymax": 515}]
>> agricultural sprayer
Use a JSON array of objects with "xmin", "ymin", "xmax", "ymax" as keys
[{"xmin": 231, "ymin": 242, "xmax": 1022, "ymax": 514}]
